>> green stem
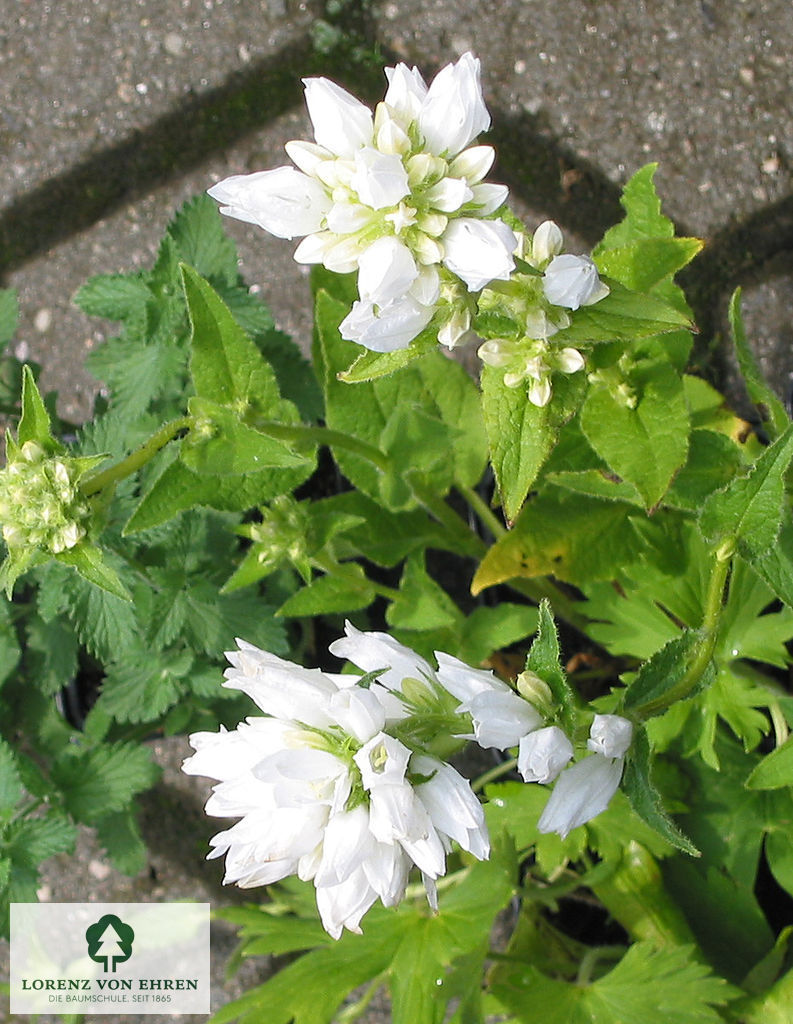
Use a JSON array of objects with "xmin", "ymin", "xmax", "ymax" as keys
[
  {"xmin": 458, "ymin": 483, "xmax": 506, "ymax": 540},
  {"xmin": 575, "ymin": 945, "xmax": 627, "ymax": 987},
  {"xmin": 336, "ymin": 975, "xmax": 386, "ymax": 1024},
  {"xmin": 471, "ymin": 756, "xmax": 518, "ymax": 794},
  {"xmin": 633, "ymin": 542, "xmax": 732, "ymax": 717},
  {"xmin": 81, "ymin": 416, "xmax": 192, "ymax": 497},
  {"xmin": 255, "ymin": 421, "xmax": 393, "ymax": 473}
]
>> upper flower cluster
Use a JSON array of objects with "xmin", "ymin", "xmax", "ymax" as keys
[{"xmin": 208, "ymin": 53, "xmax": 516, "ymax": 353}]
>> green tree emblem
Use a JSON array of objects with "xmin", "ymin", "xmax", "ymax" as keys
[{"xmin": 85, "ymin": 914, "xmax": 135, "ymax": 973}]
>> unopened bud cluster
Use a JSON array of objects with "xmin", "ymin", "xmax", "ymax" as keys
[{"xmin": 0, "ymin": 441, "xmax": 89, "ymax": 555}]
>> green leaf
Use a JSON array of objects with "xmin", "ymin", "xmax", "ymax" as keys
[
  {"xmin": 746, "ymin": 734, "xmax": 793, "ymax": 790},
  {"xmin": 86, "ymin": 334, "xmax": 187, "ymax": 424},
  {"xmin": 17, "ymin": 365, "xmax": 54, "ymax": 448},
  {"xmin": 94, "ymin": 808, "xmax": 148, "ymax": 875},
  {"xmin": 623, "ymin": 629, "xmax": 709, "ymax": 716},
  {"xmin": 314, "ymin": 290, "xmax": 487, "ymax": 510},
  {"xmin": 473, "ymin": 489, "xmax": 641, "ymax": 593},
  {"xmin": 55, "ymin": 563, "xmax": 139, "ymax": 662},
  {"xmin": 181, "ymin": 263, "xmax": 282, "ymax": 411},
  {"xmin": 622, "ymin": 726, "xmax": 699, "ymax": 855},
  {"xmin": 595, "ymin": 237, "xmax": 703, "ymax": 293},
  {"xmin": 182, "ymin": 397, "xmax": 306, "ymax": 475},
  {"xmin": 73, "ymin": 273, "xmax": 152, "ymax": 320},
  {"xmin": 744, "ymin": 519, "xmax": 793, "ymax": 607},
  {"xmin": 699, "ymin": 421, "xmax": 793, "ymax": 559},
  {"xmin": 729, "ymin": 288, "xmax": 789, "ymax": 439},
  {"xmin": 52, "ymin": 741, "xmax": 161, "ymax": 822},
  {"xmin": 581, "ymin": 359, "xmax": 690, "ymax": 509},
  {"xmin": 386, "ymin": 553, "xmax": 462, "ymax": 632},
  {"xmin": 554, "ymin": 280, "xmax": 693, "ymax": 345},
  {"xmin": 55, "ymin": 542, "xmax": 132, "ymax": 601},
  {"xmin": 481, "ymin": 366, "xmax": 585, "ymax": 522},
  {"xmin": 6, "ymin": 813, "xmax": 77, "ymax": 867},
  {"xmin": 524, "ymin": 600, "xmax": 577, "ymax": 734},
  {"xmin": 25, "ymin": 614, "xmax": 79, "ymax": 696},
  {"xmin": 491, "ymin": 941, "xmax": 735, "ymax": 1024},
  {"xmin": 0, "ymin": 739, "xmax": 24, "ymax": 816},
  {"xmin": 338, "ymin": 336, "xmax": 435, "ymax": 382},
  {"xmin": 0, "ymin": 288, "xmax": 19, "ymax": 348},
  {"xmin": 455, "ymin": 603, "xmax": 538, "ymax": 667},
  {"xmin": 597, "ymin": 164, "xmax": 675, "ymax": 246},
  {"xmin": 125, "ymin": 448, "xmax": 312, "ymax": 532},
  {"xmin": 99, "ymin": 647, "xmax": 189, "ymax": 723},
  {"xmin": 277, "ymin": 569, "xmax": 376, "ymax": 617},
  {"xmin": 167, "ymin": 193, "xmax": 239, "ymax": 286},
  {"xmin": 665, "ymin": 430, "xmax": 744, "ymax": 511}
]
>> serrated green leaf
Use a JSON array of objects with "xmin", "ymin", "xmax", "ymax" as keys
[
  {"xmin": 595, "ymin": 237, "xmax": 702, "ymax": 293},
  {"xmin": 182, "ymin": 397, "xmax": 306, "ymax": 475},
  {"xmin": 622, "ymin": 727, "xmax": 699, "ymax": 855},
  {"xmin": 699, "ymin": 422, "xmax": 793, "ymax": 559},
  {"xmin": 624, "ymin": 629, "xmax": 708, "ymax": 716},
  {"xmin": 0, "ymin": 739, "xmax": 23, "ymax": 815},
  {"xmin": 0, "ymin": 289, "xmax": 19, "ymax": 348},
  {"xmin": 547, "ymin": 468, "xmax": 644, "ymax": 505},
  {"xmin": 481, "ymin": 365, "xmax": 586, "ymax": 522},
  {"xmin": 491, "ymin": 941, "xmax": 734, "ymax": 1024},
  {"xmin": 125, "ymin": 447, "xmax": 312, "ymax": 532},
  {"xmin": 729, "ymin": 288, "xmax": 789, "ymax": 439},
  {"xmin": 6, "ymin": 813, "xmax": 77, "ymax": 866},
  {"xmin": 182, "ymin": 263, "xmax": 282, "ymax": 410},
  {"xmin": 73, "ymin": 273, "xmax": 152, "ymax": 320},
  {"xmin": 58, "ymin": 563, "xmax": 139, "ymax": 662},
  {"xmin": 25, "ymin": 614, "xmax": 79, "ymax": 696},
  {"xmin": 94, "ymin": 807, "xmax": 148, "ymax": 875},
  {"xmin": 473, "ymin": 490, "xmax": 641, "ymax": 593},
  {"xmin": 665, "ymin": 429, "xmax": 744, "ymax": 511},
  {"xmin": 456, "ymin": 603, "xmax": 538, "ymax": 667},
  {"xmin": 52, "ymin": 742, "xmax": 160, "ymax": 822},
  {"xmin": 17, "ymin": 365, "xmax": 54, "ymax": 448},
  {"xmin": 55, "ymin": 542, "xmax": 132, "ymax": 601},
  {"xmin": 314, "ymin": 290, "xmax": 487, "ymax": 510},
  {"xmin": 386, "ymin": 553, "xmax": 462, "ymax": 632},
  {"xmin": 554, "ymin": 279, "xmax": 693, "ymax": 345},
  {"xmin": 278, "ymin": 569, "xmax": 376, "ymax": 617},
  {"xmin": 596, "ymin": 164, "xmax": 675, "ymax": 248},
  {"xmin": 338, "ymin": 335, "xmax": 435, "ymax": 382},
  {"xmin": 581, "ymin": 359, "xmax": 690, "ymax": 509},
  {"xmin": 524, "ymin": 600, "xmax": 577, "ymax": 733},
  {"xmin": 744, "ymin": 519, "xmax": 793, "ymax": 607},
  {"xmin": 168, "ymin": 193, "xmax": 239, "ymax": 286},
  {"xmin": 86, "ymin": 334, "xmax": 187, "ymax": 423},
  {"xmin": 99, "ymin": 646, "xmax": 189, "ymax": 723},
  {"xmin": 745, "ymin": 734, "xmax": 793, "ymax": 790}
]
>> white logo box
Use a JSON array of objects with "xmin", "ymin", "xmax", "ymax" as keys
[{"xmin": 10, "ymin": 902, "xmax": 210, "ymax": 1015}]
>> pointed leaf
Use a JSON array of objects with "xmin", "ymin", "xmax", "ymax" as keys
[
  {"xmin": 595, "ymin": 237, "xmax": 702, "ymax": 293},
  {"xmin": 17, "ymin": 365, "xmax": 53, "ymax": 448},
  {"xmin": 55, "ymin": 543, "xmax": 132, "ymax": 601},
  {"xmin": 729, "ymin": 288, "xmax": 788, "ymax": 439}
]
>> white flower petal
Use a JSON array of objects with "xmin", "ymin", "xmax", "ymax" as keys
[
  {"xmin": 448, "ymin": 144, "xmax": 496, "ymax": 184},
  {"xmin": 543, "ymin": 254, "xmax": 609, "ymax": 310},
  {"xmin": 357, "ymin": 236, "xmax": 418, "ymax": 304},
  {"xmin": 464, "ymin": 690, "xmax": 543, "ymax": 749},
  {"xmin": 531, "ymin": 221, "xmax": 564, "ymax": 266},
  {"xmin": 518, "ymin": 726, "xmax": 574, "ymax": 784},
  {"xmin": 353, "ymin": 147, "xmax": 411, "ymax": 210},
  {"xmin": 434, "ymin": 650, "xmax": 510, "ymax": 701},
  {"xmin": 442, "ymin": 217, "xmax": 517, "ymax": 290},
  {"xmin": 537, "ymin": 754, "xmax": 625, "ymax": 839},
  {"xmin": 413, "ymin": 755, "xmax": 490, "ymax": 860},
  {"xmin": 340, "ymin": 295, "xmax": 433, "ymax": 352},
  {"xmin": 384, "ymin": 62, "xmax": 428, "ymax": 122},
  {"xmin": 469, "ymin": 182, "xmax": 508, "ymax": 215},
  {"xmin": 325, "ymin": 202, "xmax": 374, "ymax": 235},
  {"xmin": 208, "ymin": 167, "xmax": 330, "ymax": 239},
  {"xmin": 418, "ymin": 52, "xmax": 491, "ymax": 157},
  {"xmin": 284, "ymin": 139, "xmax": 333, "ymax": 176},
  {"xmin": 354, "ymin": 732, "xmax": 412, "ymax": 790},
  {"xmin": 303, "ymin": 77, "xmax": 373, "ymax": 156},
  {"xmin": 424, "ymin": 177, "xmax": 474, "ymax": 213},
  {"xmin": 587, "ymin": 714, "xmax": 633, "ymax": 758}
]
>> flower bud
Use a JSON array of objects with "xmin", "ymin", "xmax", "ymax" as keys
[
  {"xmin": 518, "ymin": 726, "xmax": 574, "ymax": 783},
  {"xmin": 531, "ymin": 221, "xmax": 564, "ymax": 267},
  {"xmin": 516, "ymin": 669, "xmax": 554, "ymax": 714},
  {"xmin": 543, "ymin": 254, "xmax": 610, "ymax": 310},
  {"xmin": 587, "ymin": 714, "xmax": 633, "ymax": 759}
]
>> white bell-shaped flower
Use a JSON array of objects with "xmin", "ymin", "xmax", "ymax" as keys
[
  {"xmin": 418, "ymin": 52, "xmax": 491, "ymax": 157},
  {"xmin": 518, "ymin": 726, "xmax": 574, "ymax": 784},
  {"xmin": 543, "ymin": 253, "xmax": 610, "ymax": 310},
  {"xmin": 207, "ymin": 167, "xmax": 331, "ymax": 239}
]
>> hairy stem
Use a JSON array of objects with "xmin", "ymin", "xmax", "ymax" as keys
[{"xmin": 81, "ymin": 416, "xmax": 192, "ymax": 497}]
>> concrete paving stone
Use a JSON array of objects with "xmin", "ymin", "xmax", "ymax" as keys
[
  {"xmin": 374, "ymin": 0, "xmax": 793, "ymax": 238},
  {"xmin": 2, "ymin": 0, "xmax": 322, "ymax": 208}
]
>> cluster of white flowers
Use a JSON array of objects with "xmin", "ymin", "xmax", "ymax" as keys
[
  {"xmin": 0, "ymin": 440, "xmax": 89, "ymax": 555},
  {"xmin": 519, "ymin": 713, "xmax": 633, "ymax": 838},
  {"xmin": 184, "ymin": 624, "xmax": 632, "ymax": 937},
  {"xmin": 209, "ymin": 53, "xmax": 516, "ymax": 353},
  {"xmin": 477, "ymin": 220, "xmax": 609, "ymax": 405}
]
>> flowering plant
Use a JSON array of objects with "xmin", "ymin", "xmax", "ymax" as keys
[{"xmin": 2, "ymin": 50, "xmax": 793, "ymax": 1024}]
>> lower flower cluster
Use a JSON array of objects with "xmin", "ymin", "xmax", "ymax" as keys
[{"xmin": 184, "ymin": 624, "xmax": 632, "ymax": 937}]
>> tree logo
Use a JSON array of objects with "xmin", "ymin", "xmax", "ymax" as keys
[{"xmin": 85, "ymin": 914, "xmax": 135, "ymax": 973}]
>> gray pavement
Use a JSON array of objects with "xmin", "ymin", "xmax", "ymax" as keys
[{"xmin": 2, "ymin": 0, "xmax": 793, "ymax": 1018}]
